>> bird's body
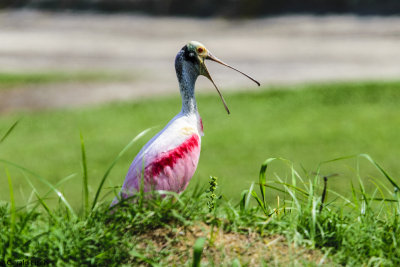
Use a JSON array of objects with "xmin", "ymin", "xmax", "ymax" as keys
[
  {"xmin": 117, "ymin": 111, "xmax": 203, "ymax": 199},
  {"xmin": 112, "ymin": 41, "xmax": 259, "ymax": 205}
]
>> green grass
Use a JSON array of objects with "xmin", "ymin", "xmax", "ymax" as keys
[
  {"xmin": 1, "ymin": 80, "xmax": 400, "ymax": 265},
  {"xmin": 0, "ymin": 154, "xmax": 399, "ymax": 265},
  {"xmin": 0, "ymin": 71, "xmax": 131, "ymax": 89},
  {"xmin": 0, "ymin": 81, "xmax": 399, "ymax": 209}
]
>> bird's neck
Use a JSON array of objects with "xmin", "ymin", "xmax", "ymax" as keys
[{"xmin": 178, "ymin": 67, "xmax": 198, "ymax": 115}]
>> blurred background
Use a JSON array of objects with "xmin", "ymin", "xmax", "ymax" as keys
[
  {"xmin": 1, "ymin": 2, "xmax": 400, "ymax": 112},
  {"xmin": 3, "ymin": 0, "xmax": 400, "ymax": 16},
  {"xmin": 0, "ymin": 2, "xmax": 399, "ymax": 209}
]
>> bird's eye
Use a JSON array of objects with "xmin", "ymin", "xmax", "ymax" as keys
[{"xmin": 197, "ymin": 47, "xmax": 204, "ymax": 53}]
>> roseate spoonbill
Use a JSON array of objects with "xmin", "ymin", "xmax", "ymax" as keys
[{"xmin": 112, "ymin": 41, "xmax": 259, "ymax": 205}]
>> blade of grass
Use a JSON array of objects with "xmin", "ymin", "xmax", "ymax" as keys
[
  {"xmin": 369, "ymin": 175, "xmax": 394, "ymax": 196},
  {"xmin": 0, "ymin": 120, "xmax": 20, "ymax": 145},
  {"xmin": 0, "ymin": 159, "xmax": 77, "ymax": 217},
  {"xmin": 327, "ymin": 189, "xmax": 356, "ymax": 208},
  {"xmin": 20, "ymin": 172, "xmax": 55, "ymax": 219},
  {"xmin": 275, "ymin": 175, "xmax": 301, "ymax": 212},
  {"xmin": 319, "ymin": 176, "xmax": 328, "ymax": 212},
  {"xmin": 240, "ymin": 190, "xmax": 247, "ymax": 212},
  {"xmin": 251, "ymin": 190, "xmax": 268, "ymax": 215},
  {"xmin": 319, "ymin": 154, "xmax": 358, "ymax": 165},
  {"xmin": 359, "ymin": 154, "xmax": 400, "ymax": 192},
  {"xmin": 192, "ymin": 237, "xmax": 206, "ymax": 267},
  {"xmin": 34, "ymin": 192, "xmax": 54, "ymax": 219},
  {"xmin": 369, "ymin": 178, "xmax": 388, "ymax": 203},
  {"xmin": 356, "ymin": 156, "xmax": 368, "ymax": 214},
  {"xmin": 265, "ymin": 181, "xmax": 310, "ymax": 197},
  {"xmin": 20, "ymin": 173, "xmax": 76, "ymax": 212},
  {"xmin": 245, "ymin": 182, "xmax": 255, "ymax": 211},
  {"xmin": 156, "ymin": 190, "xmax": 185, "ymax": 206},
  {"xmin": 129, "ymin": 249, "xmax": 160, "ymax": 267},
  {"xmin": 80, "ymin": 132, "xmax": 89, "ymax": 217},
  {"xmin": 350, "ymin": 180, "xmax": 359, "ymax": 208},
  {"xmin": 367, "ymin": 197, "xmax": 399, "ymax": 202},
  {"xmin": 6, "ymin": 168, "xmax": 15, "ymax": 259},
  {"xmin": 259, "ymin": 158, "xmax": 277, "ymax": 208}
]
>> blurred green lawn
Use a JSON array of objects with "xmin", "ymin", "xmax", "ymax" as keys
[
  {"xmin": 0, "ymin": 81, "xmax": 399, "ymax": 209},
  {"xmin": 0, "ymin": 71, "xmax": 131, "ymax": 89}
]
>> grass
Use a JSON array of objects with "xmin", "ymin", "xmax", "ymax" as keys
[
  {"xmin": 0, "ymin": 71, "xmax": 131, "ymax": 89},
  {"xmin": 0, "ymin": 151, "xmax": 399, "ymax": 265},
  {"xmin": 0, "ymin": 81, "xmax": 399, "ymax": 209},
  {"xmin": 0, "ymin": 80, "xmax": 400, "ymax": 265}
]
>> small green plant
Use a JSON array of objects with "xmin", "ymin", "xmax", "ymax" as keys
[
  {"xmin": 206, "ymin": 176, "xmax": 219, "ymax": 212},
  {"xmin": 206, "ymin": 176, "xmax": 221, "ymax": 246}
]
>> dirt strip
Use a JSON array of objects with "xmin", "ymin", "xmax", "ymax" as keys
[{"xmin": 1, "ymin": 11, "xmax": 400, "ymax": 112}]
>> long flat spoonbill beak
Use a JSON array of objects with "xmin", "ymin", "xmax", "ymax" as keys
[{"xmin": 200, "ymin": 52, "xmax": 260, "ymax": 115}]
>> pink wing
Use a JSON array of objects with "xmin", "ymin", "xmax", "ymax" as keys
[
  {"xmin": 114, "ymin": 133, "xmax": 201, "ymax": 203},
  {"xmin": 111, "ymin": 112, "xmax": 203, "ymax": 206},
  {"xmin": 144, "ymin": 134, "xmax": 200, "ymax": 192}
]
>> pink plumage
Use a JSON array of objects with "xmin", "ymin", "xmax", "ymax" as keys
[{"xmin": 111, "ymin": 111, "xmax": 203, "ymax": 205}]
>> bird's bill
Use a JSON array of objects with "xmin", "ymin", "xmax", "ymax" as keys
[
  {"xmin": 200, "ymin": 61, "xmax": 231, "ymax": 114},
  {"xmin": 201, "ymin": 53, "xmax": 260, "ymax": 115},
  {"xmin": 206, "ymin": 53, "xmax": 260, "ymax": 86}
]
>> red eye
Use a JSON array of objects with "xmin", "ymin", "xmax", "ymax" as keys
[{"xmin": 197, "ymin": 47, "xmax": 204, "ymax": 53}]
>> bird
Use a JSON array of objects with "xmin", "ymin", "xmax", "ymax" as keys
[{"xmin": 112, "ymin": 41, "xmax": 259, "ymax": 205}]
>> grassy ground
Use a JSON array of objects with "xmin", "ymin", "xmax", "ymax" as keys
[
  {"xmin": 1, "ymin": 80, "xmax": 400, "ymax": 265},
  {"xmin": 0, "ymin": 81, "xmax": 399, "ymax": 208},
  {"xmin": 1, "ymin": 156, "xmax": 399, "ymax": 265}
]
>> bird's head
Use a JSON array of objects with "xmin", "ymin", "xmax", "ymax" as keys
[{"xmin": 177, "ymin": 41, "xmax": 260, "ymax": 114}]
